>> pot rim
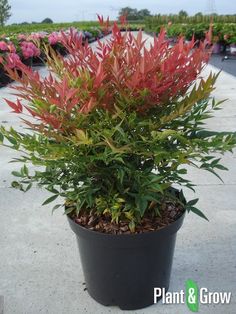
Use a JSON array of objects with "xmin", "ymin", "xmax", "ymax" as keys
[{"xmin": 67, "ymin": 209, "xmax": 186, "ymax": 240}]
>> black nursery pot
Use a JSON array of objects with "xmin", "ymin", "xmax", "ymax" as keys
[
  {"xmin": 68, "ymin": 211, "xmax": 185, "ymax": 310},
  {"xmin": 22, "ymin": 57, "xmax": 33, "ymax": 67},
  {"xmin": 32, "ymin": 54, "xmax": 46, "ymax": 66},
  {"xmin": 0, "ymin": 68, "xmax": 13, "ymax": 87},
  {"xmin": 51, "ymin": 44, "xmax": 68, "ymax": 56}
]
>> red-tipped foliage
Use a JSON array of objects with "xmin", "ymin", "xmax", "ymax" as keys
[
  {"xmin": 3, "ymin": 17, "xmax": 236, "ymax": 228},
  {"xmin": 119, "ymin": 14, "xmax": 127, "ymax": 26},
  {"xmin": 3, "ymin": 18, "xmax": 212, "ymax": 132},
  {"xmin": 97, "ymin": 14, "xmax": 110, "ymax": 35}
]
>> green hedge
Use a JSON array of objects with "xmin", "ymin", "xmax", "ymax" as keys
[
  {"xmin": 0, "ymin": 21, "xmax": 145, "ymax": 37},
  {"xmin": 146, "ymin": 14, "xmax": 236, "ymax": 26},
  {"xmin": 145, "ymin": 22, "xmax": 236, "ymax": 43},
  {"xmin": 0, "ymin": 22, "xmax": 102, "ymax": 36}
]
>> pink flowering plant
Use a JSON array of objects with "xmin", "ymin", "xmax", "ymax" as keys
[
  {"xmin": 0, "ymin": 41, "xmax": 9, "ymax": 51},
  {"xmin": 20, "ymin": 41, "xmax": 41, "ymax": 59},
  {"xmin": 5, "ymin": 53, "xmax": 21, "ymax": 69},
  {"xmin": 0, "ymin": 40, "xmax": 19, "ymax": 72},
  {"xmin": 48, "ymin": 32, "xmax": 61, "ymax": 45},
  {"xmin": 0, "ymin": 40, "xmax": 16, "ymax": 54},
  {"xmin": 1, "ymin": 18, "xmax": 236, "ymax": 232},
  {"xmin": 18, "ymin": 34, "xmax": 27, "ymax": 41}
]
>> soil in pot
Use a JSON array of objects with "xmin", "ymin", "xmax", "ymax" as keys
[{"xmin": 71, "ymin": 200, "xmax": 184, "ymax": 235}]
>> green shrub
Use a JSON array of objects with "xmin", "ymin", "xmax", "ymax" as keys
[{"xmin": 1, "ymin": 23, "xmax": 236, "ymax": 231}]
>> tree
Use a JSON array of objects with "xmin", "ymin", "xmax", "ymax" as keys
[
  {"xmin": 0, "ymin": 0, "xmax": 11, "ymax": 27},
  {"xmin": 118, "ymin": 7, "xmax": 152, "ymax": 21},
  {"xmin": 118, "ymin": 7, "xmax": 139, "ymax": 20},
  {"xmin": 178, "ymin": 10, "xmax": 188, "ymax": 18},
  {"xmin": 41, "ymin": 17, "xmax": 53, "ymax": 24},
  {"xmin": 195, "ymin": 12, "xmax": 203, "ymax": 17},
  {"xmin": 138, "ymin": 9, "xmax": 151, "ymax": 19}
]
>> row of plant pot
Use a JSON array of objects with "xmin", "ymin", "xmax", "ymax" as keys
[
  {"xmin": 146, "ymin": 14, "xmax": 236, "ymax": 25},
  {"xmin": 0, "ymin": 24, "xmax": 147, "ymax": 88},
  {"xmin": 145, "ymin": 22, "xmax": 236, "ymax": 54},
  {"xmin": 146, "ymin": 34, "xmax": 236, "ymax": 56},
  {"xmin": 211, "ymin": 42, "xmax": 236, "ymax": 54},
  {"xmin": 0, "ymin": 27, "xmax": 107, "ymax": 87}
]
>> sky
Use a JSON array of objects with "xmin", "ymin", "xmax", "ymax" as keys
[{"xmin": 8, "ymin": 0, "xmax": 236, "ymax": 24}]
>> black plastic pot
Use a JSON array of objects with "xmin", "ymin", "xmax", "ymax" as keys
[
  {"xmin": 68, "ymin": 211, "xmax": 185, "ymax": 310},
  {"xmin": 51, "ymin": 44, "xmax": 68, "ymax": 56},
  {"xmin": 32, "ymin": 54, "xmax": 46, "ymax": 66},
  {"xmin": 0, "ymin": 67, "xmax": 13, "ymax": 88},
  {"xmin": 22, "ymin": 57, "xmax": 33, "ymax": 67}
]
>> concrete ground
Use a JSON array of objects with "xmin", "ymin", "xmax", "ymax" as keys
[
  {"xmin": 0, "ymin": 33, "xmax": 236, "ymax": 314},
  {"xmin": 209, "ymin": 54, "xmax": 236, "ymax": 77}
]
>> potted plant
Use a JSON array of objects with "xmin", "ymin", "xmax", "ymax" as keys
[
  {"xmin": 0, "ymin": 40, "xmax": 18, "ymax": 86},
  {"xmin": 228, "ymin": 36, "xmax": 236, "ymax": 55},
  {"xmin": 19, "ymin": 40, "xmax": 41, "ymax": 67},
  {"xmin": 1, "ymin": 19, "xmax": 236, "ymax": 310},
  {"xmin": 48, "ymin": 31, "xmax": 68, "ymax": 56},
  {"xmin": 211, "ymin": 35, "xmax": 222, "ymax": 53},
  {"xmin": 28, "ymin": 33, "xmax": 47, "ymax": 66}
]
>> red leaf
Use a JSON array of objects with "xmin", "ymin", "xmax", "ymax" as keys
[
  {"xmin": 16, "ymin": 99, "xmax": 23, "ymax": 112},
  {"xmin": 119, "ymin": 14, "xmax": 127, "ymax": 26},
  {"xmin": 25, "ymin": 106, "xmax": 38, "ymax": 117},
  {"xmin": 97, "ymin": 14, "xmax": 104, "ymax": 26},
  {"xmin": 4, "ymin": 98, "xmax": 23, "ymax": 113},
  {"xmin": 112, "ymin": 22, "xmax": 120, "ymax": 36},
  {"xmin": 79, "ymin": 97, "xmax": 96, "ymax": 114},
  {"xmin": 94, "ymin": 62, "xmax": 106, "ymax": 87}
]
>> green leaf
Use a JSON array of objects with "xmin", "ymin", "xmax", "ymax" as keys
[
  {"xmin": 23, "ymin": 165, "xmax": 29, "ymax": 176},
  {"xmin": 25, "ymin": 183, "xmax": 32, "ymax": 192},
  {"xmin": 76, "ymin": 199, "xmax": 85, "ymax": 215},
  {"xmin": 6, "ymin": 136, "xmax": 17, "ymax": 145},
  {"xmin": 117, "ymin": 168, "xmax": 125, "ymax": 184},
  {"xmin": 178, "ymin": 168, "xmax": 187, "ymax": 174},
  {"xmin": 189, "ymin": 206, "xmax": 209, "ymax": 221},
  {"xmin": 135, "ymin": 196, "xmax": 148, "ymax": 217},
  {"xmin": 47, "ymin": 188, "xmax": 59, "ymax": 194},
  {"xmin": 214, "ymin": 164, "xmax": 228, "ymax": 171},
  {"xmin": 12, "ymin": 171, "xmax": 23, "ymax": 177},
  {"xmin": 42, "ymin": 194, "xmax": 59, "ymax": 205},
  {"xmin": 211, "ymin": 158, "xmax": 221, "ymax": 166},
  {"xmin": 179, "ymin": 189, "xmax": 187, "ymax": 205},
  {"xmin": 64, "ymin": 206, "xmax": 75, "ymax": 215},
  {"xmin": 128, "ymin": 220, "xmax": 135, "ymax": 232},
  {"xmin": 52, "ymin": 204, "xmax": 62, "ymax": 214},
  {"xmin": 205, "ymin": 168, "xmax": 224, "ymax": 183},
  {"xmin": 187, "ymin": 198, "xmax": 199, "ymax": 207},
  {"xmin": 11, "ymin": 181, "xmax": 24, "ymax": 190},
  {"xmin": 0, "ymin": 132, "xmax": 3, "ymax": 143},
  {"xmin": 195, "ymin": 130, "xmax": 235, "ymax": 139},
  {"xmin": 152, "ymin": 183, "xmax": 163, "ymax": 193}
]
